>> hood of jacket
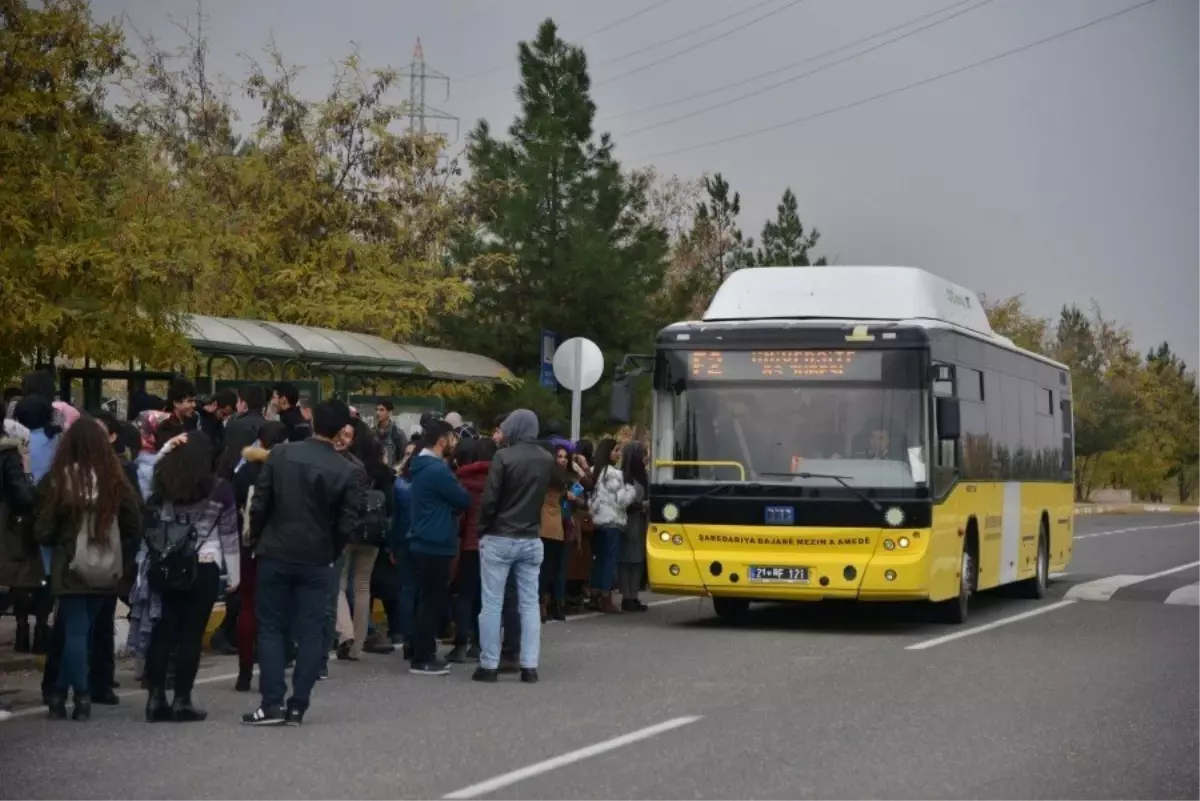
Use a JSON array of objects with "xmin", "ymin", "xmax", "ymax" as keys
[
  {"xmin": 456, "ymin": 461, "xmax": 490, "ymax": 492},
  {"xmin": 500, "ymin": 409, "xmax": 539, "ymax": 445},
  {"xmin": 242, "ymin": 445, "xmax": 270, "ymax": 464}
]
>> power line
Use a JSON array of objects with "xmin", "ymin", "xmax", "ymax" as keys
[
  {"xmin": 590, "ymin": 0, "xmax": 780, "ymax": 70},
  {"xmin": 454, "ymin": 0, "xmax": 676, "ymax": 84},
  {"xmin": 606, "ymin": 0, "xmax": 979, "ymax": 122},
  {"xmin": 620, "ymin": 0, "xmax": 995, "ymax": 137},
  {"xmin": 593, "ymin": 0, "xmax": 808, "ymax": 87},
  {"xmin": 633, "ymin": 0, "xmax": 1161, "ymax": 163}
]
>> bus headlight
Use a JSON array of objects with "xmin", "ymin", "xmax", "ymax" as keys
[
  {"xmin": 883, "ymin": 539, "xmax": 895, "ymax": 551},
  {"xmin": 659, "ymin": 531, "xmax": 671, "ymax": 542},
  {"xmin": 672, "ymin": 534, "xmax": 683, "ymax": 546},
  {"xmin": 662, "ymin": 503, "xmax": 680, "ymax": 522},
  {"xmin": 898, "ymin": 536, "xmax": 910, "ymax": 549},
  {"xmin": 669, "ymin": 564, "xmax": 681, "ymax": 576},
  {"xmin": 885, "ymin": 570, "xmax": 897, "ymax": 582},
  {"xmin": 884, "ymin": 507, "xmax": 905, "ymax": 527}
]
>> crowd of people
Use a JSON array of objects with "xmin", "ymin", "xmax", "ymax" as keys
[{"xmin": 0, "ymin": 371, "xmax": 652, "ymax": 724}]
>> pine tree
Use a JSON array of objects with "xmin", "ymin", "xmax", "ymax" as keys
[
  {"xmin": 450, "ymin": 19, "xmax": 667, "ymax": 372},
  {"xmin": 756, "ymin": 187, "xmax": 826, "ymax": 266}
]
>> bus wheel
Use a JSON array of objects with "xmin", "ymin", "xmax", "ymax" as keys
[
  {"xmin": 932, "ymin": 547, "xmax": 974, "ymax": 624},
  {"xmin": 712, "ymin": 598, "xmax": 750, "ymax": 620},
  {"xmin": 1016, "ymin": 522, "xmax": 1050, "ymax": 599}
]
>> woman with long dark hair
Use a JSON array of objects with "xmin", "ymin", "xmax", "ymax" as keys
[
  {"xmin": 231, "ymin": 421, "xmax": 288, "ymax": 691},
  {"xmin": 587, "ymin": 438, "xmax": 636, "ymax": 613},
  {"xmin": 143, "ymin": 432, "xmax": 238, "ymax": 722},
  {"xmin": 618, "ymin": 441, "xmax": 650, "ymax": 611},
  {"xmin": 33, "ymin": 414, "xmax": 141, "ymax": 720}
]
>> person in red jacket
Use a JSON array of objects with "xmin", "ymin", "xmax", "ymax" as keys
[{"xmin": 446, "ymin": 438, "xmax": 496, "ymax": 663}]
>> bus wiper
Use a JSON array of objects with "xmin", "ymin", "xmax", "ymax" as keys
[
  {"xmin": 759, "ymin": 471, "xmax": 883, "ymax": 511},
  {"xmin": 677, "ymin": 481, "xmax": 763, "ymax": 509}
]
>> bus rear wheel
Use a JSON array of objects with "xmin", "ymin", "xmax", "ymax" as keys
[
  {"xmin": 1015, "ymin": 522, "xmax": 1050, "ymax": 599},
  {"xmin": 712, "ymin": 598, "xmax": 750, "ymax": 620}
]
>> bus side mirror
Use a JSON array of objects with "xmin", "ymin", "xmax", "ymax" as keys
[
  {"xmin": 936, "ymin": 397, "xmax": 961, "ymax": 440},
  {"xmin": 610, "ymin": 373, "xmax": 633, "ymax": 424}
]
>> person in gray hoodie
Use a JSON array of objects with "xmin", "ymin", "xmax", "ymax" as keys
[{"xmin": 473, "ymin": 409, "xmax": 553, "ymax": 684}]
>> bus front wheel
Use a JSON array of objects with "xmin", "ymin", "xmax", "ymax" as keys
[
  {"xmin": 932, "ymin": 547, "xmax": 975, "ymax": 624},
  {"xmin": 712, "ymin": 598, "xmax": 750, "ymax": 620}
]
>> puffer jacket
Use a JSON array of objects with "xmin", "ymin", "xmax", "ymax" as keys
[
  {"xmin": 588, "ymin": 466, "xmax": 637, "ymax": 529},
  {"xmin": 456, "ymin": 461, "xmax": 490, "ymax": 551},
  {"xmin": 0, "ymin": 437, "xmax": 41, "ymax": 589},
  {"xmin": 32, "ymin": 467, "xmax": 141, "ymax": 596}
]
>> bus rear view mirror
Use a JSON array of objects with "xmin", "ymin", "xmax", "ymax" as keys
[
  {"xmin": 936, "ymin": 396, "xmax": 961, "ymax": 440},
  {"xmin": 610, "ymin": 374, "xmax": 633, "ymax": 424}
]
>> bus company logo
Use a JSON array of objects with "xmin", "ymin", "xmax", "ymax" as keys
[
  {"xmin": 945, "ymin": 288, "xmax": 972, "ymax": 311},
  {"xmin": 696, "ymin": 534, "xmax": 870, "ymax": 547}
]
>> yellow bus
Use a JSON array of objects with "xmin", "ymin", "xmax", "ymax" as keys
[{"xmin": 646, "ymin": 266, "xmax": 1075, "ymax": 623}]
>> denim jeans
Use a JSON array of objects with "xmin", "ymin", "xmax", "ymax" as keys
[
  {"xmin": 590, "ymin": 526, "xmax": 622, "ymax": 593},
  {"xmin": 257, "ymin": 557, "xmax": 329, "ymax": 710},
  {"xmin": 56, "ymin": 595, "xmax": 105, "ymax": 698},
  {"xmin": 478, "ymin": 536, "xmax": 543, "ymax": 670}
]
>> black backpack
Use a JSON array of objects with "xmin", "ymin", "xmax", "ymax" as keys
[
  {"xmin": 352, "ymin": 488, "xmax": 388, "ymax": 548},
  {"xmin": 143, "ymin": 500, "xmax": 202, "ymax": 593}
]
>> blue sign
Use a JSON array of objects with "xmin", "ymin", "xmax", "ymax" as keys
[
  {"xmin": 764, "ymin": 506, "xmax": 796, "ymax": 526},
  {"xmin": 540, "ymin": 330, "xmax": 558, "ymax": 389}
]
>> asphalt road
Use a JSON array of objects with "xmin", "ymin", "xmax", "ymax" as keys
[{"xmin": 1, "ymin": 514, "xmax": 1196, "ymax": 800}]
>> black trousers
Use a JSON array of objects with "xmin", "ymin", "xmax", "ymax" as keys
[
  {"xmin": 538, "ymin": 538, "xmax": 565, "ymax": 599},
  {"xmin": 145, "ymin": 563, "xmax": 221, "ymax": 696},
  {"xmin": 42, "ymin": 593, "xmax": 118, "ymax": 698},
  {"xmin": 453, "ymin": 550, "xmax": 481, "ymax": 647},
  {"xmin": 411, "ymin": 552, "xmax": 451, "ymax": 665}
]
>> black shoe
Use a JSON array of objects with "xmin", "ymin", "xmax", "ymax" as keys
[
  {"xmin": 111, "ymin": 680, "xmax": 121, "ymax": 689},
  {"xmin": 409, "ymin": 660, "xmax": 450, "ymax": 676},
  {"xmin": 47, "ymin": 695, "xmax": 67, "ymax": 720},
  {"xmin": 171, "ymin": 694, "xmax": 207, "ymax": 722},
  {"xmin": 336, "ymin": 640, "xmax": 356, "ymax": 661},
  {"xmin": 14, "ymin": 621, "xmax": 30, "ymax": 653},
  {"xmin": 284, "ymin": 700, "xmax": 306, "ymax": 726},
  {"xmin": 235, "ymin": 666, "xmax": 253, "ymax": 692},
  {"xmin": 445, "ymin": 646, "xmax": 470, "ymax": 663},
  {"xmin": 402, "ymin": 642, "xmax": 414, "ymax": 661},
  {"xmin": 632, "ymin": 600, "xmax": 649, "ymax": 612},
  {"xmin": 92, "ymin": 690, "xmax": 120, "ymax": 706},
  {"xmin": 471, "ymin": 667, "xmax": 498, "ymax": 683},
  {"xmin": 317, "ymin": 666, "xmax": 329, "ymax": 681},
  {"xmin": 241, "ymin": 705, "xmax": 287, "ymax": 726},
  {"xmin": 32, "ymin": 622, "xmax": 50, "ymax": 655},
  {"xmin": 550, "ymin": 602, "xmax": 567, "ymax": 622},
  {"xmin": 498, "ymin": 656, "xmax": 519, "ymax": 674},
  {"xmin": 145, "ymin": 687, "xmax": 172, "ymax": 722},
  {"xmin": 71, "ymin": 695, "xmax": 92, "ymax": 721},
  {"xmin": 363, "ymin": 636, "xmax": 395, "ymax": 655},
  {"xmin": 465, "ymin": 644, "xmax": 481, "ymax": 661},
  {"xmin": 520, "ymin": 668, "xmax": 539, "ymax": 684}
]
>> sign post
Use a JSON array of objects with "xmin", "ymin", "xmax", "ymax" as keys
[{"xmin": 552, "ymin": 337, "xmax": 604, "ymax": 441}]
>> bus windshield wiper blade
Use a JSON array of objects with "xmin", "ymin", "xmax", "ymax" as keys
[
  {"xmin": 677, "ymin": 481, "xmax": 763, "ymax": 509},
  {"xmin": 759, "ymin": 471, "xmax": 883, "ymax": 511}
]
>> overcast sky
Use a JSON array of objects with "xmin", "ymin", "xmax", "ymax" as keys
[{"xmin": 95, "ymin": 0, "xmax": 1199, "ymax": 364}]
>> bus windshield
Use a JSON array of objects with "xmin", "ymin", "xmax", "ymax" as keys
[{"xmin": 652, "ymin": 349, "xmax": 928, "ymax": 490}]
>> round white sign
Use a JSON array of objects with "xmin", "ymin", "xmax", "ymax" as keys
[{"xmin": 552, "ymin": 337, "xmax": 604, "ymax": 392}]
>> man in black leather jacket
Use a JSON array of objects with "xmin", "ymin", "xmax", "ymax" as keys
[{"xmin": 243, "ymin": 401, "xmax": 363, "ymax": 727}]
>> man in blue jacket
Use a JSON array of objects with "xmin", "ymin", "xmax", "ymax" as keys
[{"xmin": 407, "ymin": 419, "xmax": 470, "ymax": 675}]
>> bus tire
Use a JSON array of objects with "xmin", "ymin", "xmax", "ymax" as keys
[
  {"xmin": 1015, "ymin": 521, "xmax": 1050, "ymax": 600},
  {"xmin": 712, "ymin": 598, "xmax": 750, "ymax": 620},
  {"xmin": 932, "ymin": 546, "xmax": 975, "ymax": 624}
]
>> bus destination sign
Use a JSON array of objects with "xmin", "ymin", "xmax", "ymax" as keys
[{"xmin": 688, "ymin": 350, "xmax": 883, "ymax": 381}]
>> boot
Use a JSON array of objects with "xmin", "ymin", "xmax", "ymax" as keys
[
  {"xmin": 145, "ymin": 686, "xmax": 172, "ymax": 723},
  {"xmin": 46, "ymin": 693, "xmax": 67, "ymax": 720},
  {"xmin": 599, "ymin": 592, "xmax": 621, "ymax": 614},
  {"xmin": 586, "ymin": 590, "xmax": 601, "ymax": 611},
  {"xmin": 32, "ymin": 621, "xmax": 50, "ymax": 655},
  {"xmin": 234, "ymin": 665, "xmax": 253, "ymax": 692},
  {"xmin": 14, "ymin": 620, "xmax": 30, "ymax": 653},
  {"xmin": 171, "ymin": 693, "xmax": 207, "ymax": 722},
  {"xmin": 549, "ymin": 599, "xmax": 566, "ymax": 622},
  {"xmin": 445, "ymin": 645, "xmax": 469, "ymax": 663},
  {"xmin": 71, "ymin": 694, "xmax": 91, "ymax": 721}
]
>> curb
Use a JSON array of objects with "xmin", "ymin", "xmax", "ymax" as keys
[{"xmin": 1074, "ymin": 503, "xmax": 1198, "ymax": 515}]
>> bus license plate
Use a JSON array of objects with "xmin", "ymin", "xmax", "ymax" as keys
[{"xmin": 748, "ymin": 566, "xmax": 809, "ymax": 583}]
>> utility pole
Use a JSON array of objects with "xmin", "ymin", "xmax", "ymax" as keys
[{"xmin": 398, "ymin": 39, "xmax": 459, "ymax": 139}]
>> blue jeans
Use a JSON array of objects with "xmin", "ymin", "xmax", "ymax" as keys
[
  {"xmin": 478, "ymin": 536, "xmax": 543, "ymax": 670},
  {"xmin": 56, "ymin": 595, "xmax": 104, "ymax": 697},
  {"xmin": 257, "ymin": 557, "xmax": 328, "ymax": 710},
  {"xmin": 590, "ymin": 527, "xmax": 622, "ymax": 593}
]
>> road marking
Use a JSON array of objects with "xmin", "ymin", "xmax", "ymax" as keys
[
  {"xmin": 563, "ymin": 596, "xmax": 694, "ymax": 622},
  {"xmin": 1074, "ymin": 521, "xmax": 1198, "ymax": 540},
  {"xmin": 1064, "ymin": 561, "xmax": 1200, "ymax": 602},
  {"xmin": 442, "ymin": 715, "xmax": 703, "ymax": 799},
  {"xmin": 905, "ymin": 600, "xmax": 1077, "ymax": 651},
  {"xmin": 1165, "ymin": 583, "xmax": 1200, "ymax": 606},
  {"xmin": 1050, "ymin": 572, "xmax": 1069, "ymax": 579}
]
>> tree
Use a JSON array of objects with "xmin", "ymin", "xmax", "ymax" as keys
[
  {"xmin": 980, "ymin": 294, "xmax": 1050, "ymax": 353},
  {"xmin": 755, "ymin": 187, "xmax": 826, "ymax": 266},
  {"xmin": 450, "ymin": 18, "xmax": 668, "ymax": 373},
  {"xmin": 0, "ymin": 0, "xmax": 196, "ymax": 378}
]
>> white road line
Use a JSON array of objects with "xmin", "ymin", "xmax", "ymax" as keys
[
  {"xmin": 1064, "ymin": 560, "xmax": 1200, "ymax": 602},
  {"xmin": 1074, "ymin": 521, "xmax": 1198, "ymax": 540},
  {"xmin": 562, "ymin": 596, "xmax": 694, "ymax": 622},
  {"xmin": 1165, "ymin": 583, "xmax": 1200, "ymax": 606},
  {"xmin": 905, "ymin": 601, "xmax": 1077, "ymax": 651},
  {"xmin": 1050, "ymin": 572, "xmax": 1069, "ymax": 580},
  {"xmin": 442, "ymin": 715, "xmax": 703, "ymax": 799}
]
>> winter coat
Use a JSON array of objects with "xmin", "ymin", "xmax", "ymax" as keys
[
  {"xmin": 408, "ymin": 452, "xmax": 470, "ymax": 557},
  {"xmin": 32, "ymin": 468, "xmax": 141, "ymax": 596},
  {"xmin": 456, "ymin": 461, "xmax": 490, "ymax": 552},
  {"xmin": 588, "ymin": 466, "xmax": 637, "ymax": 529},
  {"xmin": 540, "ymin": 487, "xmax": 565, "ymax": 541},
  {"xmin": 620, "ymin": 482, "xmax": 648, "ymax": 565},
  {"xmin": 0, "ymin": 437, "xmax": 41, "ymax": 589}
]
